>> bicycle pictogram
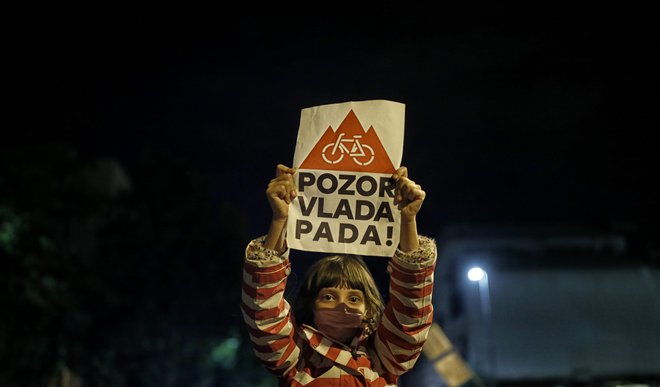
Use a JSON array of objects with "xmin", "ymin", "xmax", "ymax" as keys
[{"xmin": 321, "ymin": 133, "xmax": 375, "ymax": 166}]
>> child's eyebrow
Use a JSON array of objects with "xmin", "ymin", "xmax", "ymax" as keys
[{"xmin": 320, "ymin": 287, "xmax": 364, "ymax": 295}]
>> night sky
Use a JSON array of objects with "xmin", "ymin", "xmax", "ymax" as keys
[{"xmin": 6, "ymin": 3, "xmax": 659, "ymax": 247}]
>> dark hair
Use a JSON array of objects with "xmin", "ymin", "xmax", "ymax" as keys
[{"xmin": 293, "ymin": 255, "xmax": 384, "ymax": 333}]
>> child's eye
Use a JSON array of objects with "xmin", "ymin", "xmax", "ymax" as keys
[
  {"xmin": 349, "ymin": 296, "xmax": 361, "ymax": 303},
  {"xmin": 321, "ymin": 294, "xmax": 334, "ymax": 301}
]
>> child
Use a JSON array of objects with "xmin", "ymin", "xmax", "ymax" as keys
[{"xmin": 241, "ymin": 164, "xmax": 437, "ymax": 386}]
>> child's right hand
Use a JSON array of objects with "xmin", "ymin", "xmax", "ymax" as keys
[{"xmin": 266, "ymin": 164, "xmax": 297, "ymax": 221}]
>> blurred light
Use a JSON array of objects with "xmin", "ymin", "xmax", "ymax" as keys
[
  {"xmin": 211, "ymin": 336, "xmax": 240, "ymax": 368},
  {"xmin": 467, "ymin": 267, "xmax": 485, "ymax": 281}
]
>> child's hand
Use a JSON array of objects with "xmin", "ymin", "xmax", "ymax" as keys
[
  {"xmin": 266, "ymin": 164, "xmax": 297, "ymax": 221},
  {"xmin": 392, "ymin": 166, "xmax": 426, "ymax": 221}
]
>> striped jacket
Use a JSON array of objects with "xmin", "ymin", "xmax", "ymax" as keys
[{"xmin": 241, "ymin": 236, "xmax": 437, "ymax": 386}]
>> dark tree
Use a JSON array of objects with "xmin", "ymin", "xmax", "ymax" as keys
[{"xmin": 1, "ymin": 144, "xmax": 273, "ymax": 386}]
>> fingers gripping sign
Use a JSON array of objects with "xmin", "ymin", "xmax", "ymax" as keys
[
  {"xmin": 267, "ymin": 164, "xmax": 297, "ymax": 221},
  {"xmin": 263, "ymin": 165, "xmax": 297, "ymax": 251},
  {"xmin": 392, "ymin": 167, "xmax": 426, "ymax": 220}
]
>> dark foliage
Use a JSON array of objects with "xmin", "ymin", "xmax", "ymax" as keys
[{"xmin": 0, "ymin": 144, "xmax": 272, "ymax": 386}]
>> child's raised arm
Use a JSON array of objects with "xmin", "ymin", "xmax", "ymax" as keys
[
  {"xmin": 392, "ymin": 166, "xmax": 426, "ymax": 252},
  {"xmin": 374, "ymin": 166, "xmax": 436, "ymax": 376},
  {"xmin": 241, "ymin": 165, "xmax": 300, "ymax": 377},
  {"xmin": 263, "ymin": 164, "xmax": 296, "ymax": 251}
]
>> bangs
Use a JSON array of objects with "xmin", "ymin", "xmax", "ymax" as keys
[{"xmin": 309, "ymin": 256, "xmax": 370, "ymax": 293}]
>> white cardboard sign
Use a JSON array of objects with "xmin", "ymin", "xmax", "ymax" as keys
[{"xmin": 286, "ymin": 100, "xmax": 405, "ymax": 257}]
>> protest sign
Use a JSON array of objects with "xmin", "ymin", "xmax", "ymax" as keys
[{"xmin": 286, "ymin": 100, "xmax": 405, "ymax": 257}]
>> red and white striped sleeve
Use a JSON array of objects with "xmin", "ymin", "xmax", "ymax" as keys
[
  {"xmin": 240, "ymin": 236, "xmax": 300, "ymax": 376},
  {"xmin": 374, "ymin": 235, "xmax": 437, "ymax": 375}
]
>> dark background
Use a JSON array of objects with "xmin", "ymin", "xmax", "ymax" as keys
[
  {"xmin": 2, "ymin": 2, "xmax": 658, "ymax": 386},
  {"xmin": 7, "ymin": 3, "xmax": 659, "ymax": 235}
]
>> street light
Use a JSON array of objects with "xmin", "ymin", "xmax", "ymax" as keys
[
  {"xmin": 467, "ymin": 267, "xmax": 486, "ymax": 282},
  {"xmin": 467, "ymin": 266, "xmax": 495, "ymax": 385},
  {"xmin": 467, "ymin": 267, "xmax": 491, "ymax": 316}
]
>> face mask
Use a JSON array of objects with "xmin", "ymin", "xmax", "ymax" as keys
[{"xmin": 313, "ymin": 305, "xmax": 364, "ymax": 343}]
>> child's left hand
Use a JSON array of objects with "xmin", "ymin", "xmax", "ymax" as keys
[{"xmin": 392, "ymin": 166, "xmax": 426, "ymax": 220}]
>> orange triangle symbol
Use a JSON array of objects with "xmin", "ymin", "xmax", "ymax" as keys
[{"xmin": 299, "ymin": 110, "xmax": 395, "ymax": 173}]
